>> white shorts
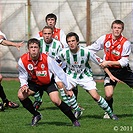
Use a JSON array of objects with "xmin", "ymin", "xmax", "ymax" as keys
[{"xmin": 68, "ymin": 74, "xmax": 97, "ymax": 91}]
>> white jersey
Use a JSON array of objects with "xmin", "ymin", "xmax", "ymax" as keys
[
  {"xmin": 38, "ymin": 37, "xmax": 66, "ymax": 69},
  {"xmin": 39, "ymin": 37, "xmax": 62, "ymax": 59},
  {"xmin": 59, "ymin": 46, "xmax": 103, "ymax": 80},
  {"xmin": 0, "ymin": 31, "xmax": 7, "ymax": 39}
]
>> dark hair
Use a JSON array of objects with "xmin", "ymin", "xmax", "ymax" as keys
[
  {"xmin": 66, "ymin": 32, "xmax": 79, "ymax": 43},
  {"xmin": 42, "ymin": 25, "xmax": 53, "ymax": 32},
  {"xmin": 27, "ymin": 38, "xmax": 40, "ymax": 48},
  {"xmin": 111, "ymin": 20, "xmax": 124, "ymax": 30},
  {"xmin": 45, "ymin": 13, "xmax": 57, "ymax": 22}
]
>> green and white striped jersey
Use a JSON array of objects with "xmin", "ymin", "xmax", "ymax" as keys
[
  {"xmin": 59, "ymin": 46, "xmax": 103, "ymax": 79},
  {"xmin": 39, "ymin": 37, "xmax": 63, "ymax": 60}
]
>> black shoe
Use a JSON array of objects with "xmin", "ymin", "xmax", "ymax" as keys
[
  {"xmin": 31, "ymin": 114, "xmax": 42, "ymax": 126},
  {"xmin": 4, "ymin": 101, "xmax": 19, "ymax": 108},
  {"xmin": 73, "ymin": 120, "xmax": 80, "ymax": 127},
  {"xmin": 110, "ymin": 114, "xmax": 118, "ymax": 120},
  {"xmin": 33, "ymin": 101, "xmax": 42, "ymax": 110}
]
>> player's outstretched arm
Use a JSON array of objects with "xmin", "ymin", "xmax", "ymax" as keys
[
  {"xmin": 104, "ymin": 67, "xmax": 120, "ymax": 82},
  {"xmin": 0, "ymin": 39, "xmax": 24, "ymax": 51}
]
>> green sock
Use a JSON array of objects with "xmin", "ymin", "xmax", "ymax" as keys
[
  {"xmin": 97, "ymin": 96, "xmax": 113, "ymax": 117},
  {"xmin": 34, "ymin": 91, "xmax": 42, "ymax": 102},
  {"xmin": 59, "ymin": 88, "xmax": 70, "ymax": 106},
  {"xmin": 68, "ymin": 94, "xmax": 81, "ymax": 111}
]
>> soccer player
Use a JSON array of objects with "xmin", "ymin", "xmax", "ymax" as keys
[
  {"xmin": 58, "ymin": 32, "xmax": 119, "ymax": 120},
  {"xmin": 88, "ymin": 20, "xmax": 133, "ymax": 119},
  {"xmin": 36, "ymin": 13, "xmax": 67, "ymax": 48},
  {"xmin": 34, "ymin": 13, "xmax": 79, "ymax": 108},
  {"xmin": 34, "ymin": 13, "xmax": 80, "ymax": 111},
  {"xmin": 17, "ymin": 38, "xmax": 80, "ymax": 126},
  {"xmin": 0, "ymin": 31, "xmax": 23, "ymax": 109},
  {"xmin": 34, "ymin": 26, "xmax": 82, "ymax": 118}
]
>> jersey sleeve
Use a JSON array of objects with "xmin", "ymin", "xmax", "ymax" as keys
[
  {"xmin": 18, "ymin": 58, "xmax": 29, "ymax": 87},
  {"xmin": 89, "ymin": 51, "xmax": 103, "ymax": 65},
  {"xmin": 47, "ymin": 56, "xmax": 73, "ymax": 90},
  {"xmin": 118, "ymin": 40, "xmax": 131, "ymax": 67},
  {"xmin": 121, "ymin": 40, "xmax": 131, "ymax": 56},
  {"xmin": 87, "ymin": 35, "xmax": 106, "ymax": 53}
]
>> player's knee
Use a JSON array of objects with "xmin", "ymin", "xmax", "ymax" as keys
[
  {"xmin": 52, "ymin": 98, "xmax": 61, "ymax": 106},
  {"xmin": 105, "ymin": 92, "xmax": 113, "ymax": 99}
]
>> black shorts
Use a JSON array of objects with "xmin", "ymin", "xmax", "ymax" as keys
[
  {"xmin": 28, "ymin": 78, "xmax": 58, "ymax": 95},
  {"xmin": 104, "ymin": 65, "xmax": 133, "ymax": 88}
]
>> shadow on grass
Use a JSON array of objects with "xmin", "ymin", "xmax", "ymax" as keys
[
  {"xmin": 38, "ymin": 106, "xmax": 58, "ymax": 111},
  {"xmin": 80, "ymin": 114, "xmax": 102, "ymax": 120},
  {"xmin": 26, "ymin": 121, "xmax": 72, "ymax": 127},
  {"xmin": 117, "ymin": 113, "xmax": 133, "ymax": 118},
  {"xmin": 80, "ymin": 113, "xmax": 132, "ymax": 120}
]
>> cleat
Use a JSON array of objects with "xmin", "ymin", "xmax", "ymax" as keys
[
  {"xmin": 33, "ymin": 101, "xmax": 42, "ymax": 110},
  {"xmin": 103, "ymin": 112, "xmax": 110, "ymax": 119},
  {"xmin": 110, "ymin": 114, "xmax": 118, "ymax": 120},
  {"xmin": 0, "ymin": 103, "xmax": 4, "ymax": 111},
  {"xmin": 74, "ymin": 110, "xmax": 83, "ymax": 119},
  {"xmin": 31, "ymin": 114, "xmax": 42, "ymax": 126},
  {"xmin": 73, "ymin": 120, "xmax": 80, "ymax": 127},
  {"xmin": 4, "ymin": 101, "xmax": 19, "ymax": 108}
]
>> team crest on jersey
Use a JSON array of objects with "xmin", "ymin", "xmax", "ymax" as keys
[
  {"xmin": 105, "ymin": 41, "xmax": 111, "ymax": 48},
  {"xmin": 28, "ymin": 64, "xmax": 33, "ymax": 71},
  {"xmin": 54, "ymin": 35, "xmax": 58, "ymax": 40},
  {"xmin": 117, "ymin": 44, "xmax": 121, "ymax": 49},
  {"xmin": 41, "ymin": 64, "xmax": 45, "ymax": 70}
]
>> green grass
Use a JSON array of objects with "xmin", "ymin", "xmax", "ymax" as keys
[{"xmin": 0, "ymin": 80, "xmax": 133, "ymax": 133}]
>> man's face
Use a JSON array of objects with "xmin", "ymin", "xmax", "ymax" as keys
[
  {"xmin": 46, "ymin": 18, "xmax": 56, "ymax": 29},
  {"xmin": 28, "ymin": 43, "xmax": 40, "ymax": 60},
  {"xmin": 42, "ymin": 28, "xmax": 53, "ymax": 44},
  {"xmin": 67, "ymin": 36, "xmax": 79, "ymax": 51},
  {"xmin": 112, "ymin": 23, "xmax": 123, "ymax": 38}
]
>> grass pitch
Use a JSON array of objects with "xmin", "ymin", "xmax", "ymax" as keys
[{"xmin": 0, "ymin": 80, "xmax": 132, "ymax": 133}]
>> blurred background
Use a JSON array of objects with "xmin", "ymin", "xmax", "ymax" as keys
[{"xmin": 0, "ymin": 0, "xmax": 133, "ymax": 78}]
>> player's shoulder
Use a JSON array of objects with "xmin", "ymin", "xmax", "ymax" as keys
[
  {"xmin": 80, "ymin": 46, "xmax": 90, "ymax": 55},
  {"xmin": 38, "ymin": 37, "xmax": 44, "ymax": 41},
  {"xmin": 19, "ymin": 53, "xmax": 29, "ymax": 64},
  {"xmin": 60, "ymin": 47, "xmax": 69, "ymax": 53},
  {"xmin": 21, "ymin": 53, "xmax": 29, "ymax": 59},
  {"xmin": 80, "ymin": 45, "xmax": 87, "ymax": 51},
  {"xmin": 53, "ymin": 38, "xmax": 62, "ymax": 45}
]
